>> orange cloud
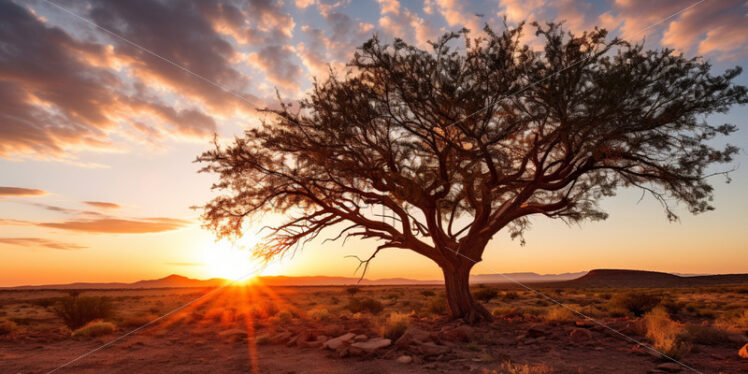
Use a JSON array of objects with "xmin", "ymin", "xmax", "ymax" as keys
[
  {"xmin": 0, "ymin": 237, "xmax": 87, "ymax": 250},
  {"xmin": 0, "ymin": 187, "xmax": 47, "ymax": 197},
  {"xmin": 38, "ymin": 217, "xmax": 191, "ymax": 234},
  {"xmin": 84, "ymin": 201, "xmax": 121, "ymax": 209}
]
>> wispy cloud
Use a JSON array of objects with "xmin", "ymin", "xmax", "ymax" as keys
[
  {"xmin": 0, "ymin": 237, "xmax": 87, "ymax": 250},
  {"xmin": 38, "ymin": 217, "xmax": 191, "ymax": 234},
  {"xmin": 0, "ymin": 187, "xmax": 47, "ymax": 197},
  {"xmin": 83, "ymin": 201, "xmax": 121, "ymax": 210}
]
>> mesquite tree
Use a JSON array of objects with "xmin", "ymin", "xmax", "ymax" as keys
[{"xmin": 197, "ymin": 23, "xmax": 746, "ymax": 322}]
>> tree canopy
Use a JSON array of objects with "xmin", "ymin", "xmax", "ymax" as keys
[{"xmin": 197, "ymin": 23, "xmax": 746, "ymax": 321}]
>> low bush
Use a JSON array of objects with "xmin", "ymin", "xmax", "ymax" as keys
[
  {"xmin": 683, "ymin": 324, "xmax": 729, "ymax": 345},
  {"xmin": 473, "ymin": 288, "xmax": 498, "ymax": 303},
  {"xmin": 421, "ymin": 290, "xmax": 435, "ymax": 297},
  {"xmin": 643, "ymin": 307, "xmax": 691, "ymax": 359},
  {"xmin": 502, "ymin": 291, "xmax": 519, "ymax": 301},
  {"xmin": 71, "ymin": 320, "xmax": 116, "ymax": 338},
  {"xmin": 0, "ymin": 319, "xmax": 17, "ymax": 335},
  {"xmin": 345, "ymin": 287, "xmax": 360, "ymax": 295},
  {"xmin": 426, "ymin": 296, "xmax": 447, "ymax": 315},
  {"xmin": 54, "ymin": 296, "xmax": 114, "ymax": 330},
  {"xmin": 608, "ymin": 292, "xmax": 661, "ymax": 317},
  {"xmin": 545, "ymin": 306, "xmax": 576, "ymax": 322},
  {"xmin": 346, "ymin": 297, "xmax": 384, "ymax": 315},
  {"xmin": 382, "ymin": 312, "xmax": 410, "ymax": 340},
  {"xmin": 308, "ymin": 307, "xmax": 331, "ymax": 321}
]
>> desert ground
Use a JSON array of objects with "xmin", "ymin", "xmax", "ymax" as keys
[{"xmin": 1, "ymin": 281, "xmax": 747, "ymax": 373}]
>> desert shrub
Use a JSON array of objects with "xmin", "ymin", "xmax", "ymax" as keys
[
  {"xmin": 421, "ymin": 290, "xmax": 436, "ymax": 297},
  {"xmin": 251, "ymin": 302, "xmax": 279, "ymax": 319},
  {"xmin": 330, "ymin": 296, "xmax": 340, "ymax": 305},
  {"xmin": 545, "ymin": 306, "xmax": 576, "ymax": 322},
  {"xmin": 491, "ymin": 307, "xmax": 517, "ymax": 317},
  {"xmin": 71, "ymin": 320, "xmax": 116, "ymax": 338},
  {"xmin": 0, "ymin": 319, "xmax": 17, "ymax": 335},
  {"xmin": 498, "ymin": 360, "xmax": 553, "ymax": 374},
  {"xmin": 382, "ymin": 312, "xmax": 410, "ymax": 340},
  {"xmin": 683, "ymin": 324, "xmax": 729, "ymax": 345},
  {"xmin": 346, "ymin": 297, "xmax": 383, "ymax": 315},
  {"xmin": 643, "ymin": 307, "xmax": 691, "ymax": 358},
  {"xmin": 276, "ymin": 309, "xmax": 294, "ymax": 323},
  {"xmin": 427, "ymin": 296, "xmax": 447, "ymax": 315},
  {"xmin": 714, "ymin": 310, "xmax": 748, "ymax": 334},
  {"xmin": 308, "ymin": 307, "xmax": 331, "ymax": 321},
  {"xmin": 30, "ymin": 297, "xmax": 60, "ymax": 309},
  {"xmin": 502, "ymin": 291, "xmax": 519, "ymax": 301},
  {"xmin": 54, "ymin": 296, "xmax": 114, "ymax": 329},
  {"xmin": 121, "ymin": 314, "xmax": 157, "ymax": 328},
  {"xmin": 385, "ymin": 293, "xmax": 400, "ymax": 300},
  {"xmin": 204, "ymin": 308, "xmax": 225, "ymax": 322},
  {"xmin": 473, "ymin": 288, "xmax": 498, "ymax": 303},
  {"xmin": 608, "ymin": 292, "xmax": 661, "ymax": 317},
  {"xmin": 345, "ymin": 287, "xmax": 360, "ymax": 295}
]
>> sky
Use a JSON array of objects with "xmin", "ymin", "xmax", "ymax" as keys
[{"xmin": 1, "ymin": 0, "xmax": 747, "ymax": 286}]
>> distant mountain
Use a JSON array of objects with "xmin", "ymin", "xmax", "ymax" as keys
[
  {"xmin": 6, "ymin": 269, "xmax": 745, "ymax": 290},
  {"xmin": 470, "ymin": 271, "xmax": 587, "ymax": 284},
  {"xmin": 7, "ymin": 274, "xmax": 227, "ymax": 290},
  {"xmin": 570, "ymin": 269, "xmax": 748, "ymax": 288}
]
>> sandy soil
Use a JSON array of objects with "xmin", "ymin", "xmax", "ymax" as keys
[{"xmin": 1, "ymin": 285, "xmax": 747, "ymax": 373}]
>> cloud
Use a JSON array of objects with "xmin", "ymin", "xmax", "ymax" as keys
[
  {"xmin": 662, "ymin": 0, "xmax": 748, "ymax": 59},
  {"xmin": 246, "ymin": 45, "xmax": 303, "ymax": 91},
  {"xmin": 0, "ymin": 237, "xmax": 87, "ymax": 250},
  {"xmin": 38, "ymin": 217, "xmax": 191, "ymax": 234},
  {"xmin": 0, "ymin": 1, "xmax": 230, "ymax": 160},
  {"xmin": 376, "ymin": 0, "xmax": 438, "ymax": 48},
  {"xmin": 0, "ymin": 187, "xmax": 47, "ymax": 197},
  {"xmin": 165, "ymin": 262, "xmax": 203, "ymax": 267},
  {"xmin": 84, "ymin": 201, "xmax": 120, "ymax": 209}
]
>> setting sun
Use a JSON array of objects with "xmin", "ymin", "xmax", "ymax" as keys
[
  {"xmin": 201, "ymin": 238, "xmax": 285, "ymax": 280},
  {"xmin": 202, "ymin": 239, "xmax": 261, "ymax": 280}
]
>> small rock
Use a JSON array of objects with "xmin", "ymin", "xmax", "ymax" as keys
[
  {"xmin": 728, "ymin": 334, "xmax": 748, "ymax": 344},
  {"xmin": 323, "ymin": 333, "xmax": 356, "ymax": 350},
  {"xmin": 350, "ymin": 337, "xmax": 391, "ymax": 353},
  {"xmin": 417, "ymin": 342, "xmax": 450, "ymax": 357},
  {"xmin": 395, "ymin": 327, "xmax": 432, "ymax": 347},
  {"xmin": 441, "ymin": 325, "xmax": 474, "ymax": 342},
  {"xmin": 569, "ymin": 328, "xmax": 592, "ymax": 343},
  {"xmin": 739, "ymin": 343, "xmax": 748, "ymax": 359},
  {"xmin": 575, "ymin": 320, "xmax": 594, "ymax": 328},
  {"xmin": 218, "ymin": 328, "xmax": 248, "ymax": 342},
  {"xmin": 527, "ymin": 327, "xmax": 545, "ymax": 338},
  {"xmin": 656, "ymin": 362, "xmax": 683, "ymax": 372},
  {"xmin": 396, "ymin": 355, "xmax": 413, "ymax": 364},
  {"xmin": 354, "ymin": 334, "xmax": 368, "ymax": 342},
  {"xmin": 271, "ymin": 331, "xmax": 293, "ymax": 344}
]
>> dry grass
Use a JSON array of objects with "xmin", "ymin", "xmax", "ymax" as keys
[
  {"xmin": 71, "ymin": 320, "xmax": 116, "ymax": 338},
  {"xmin": 0, "ymin": 318, "xmax": 17, "ymax": 335},
  {"xmin": 381, "ymin": 312, "xmax": 410, "ymax": 340},
  {"xmin": 643, "ymin": 306, "xmax": 691, "ymax": 358}
]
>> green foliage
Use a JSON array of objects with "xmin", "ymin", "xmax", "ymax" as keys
[{"xmin": 54, "ymin": 296, "xmax": 114, "ymax": 330}]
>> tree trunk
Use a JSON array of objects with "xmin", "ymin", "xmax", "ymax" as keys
[{"xmin": 441, "ymin": 261, "xmax": 491, "ymax": 324}]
